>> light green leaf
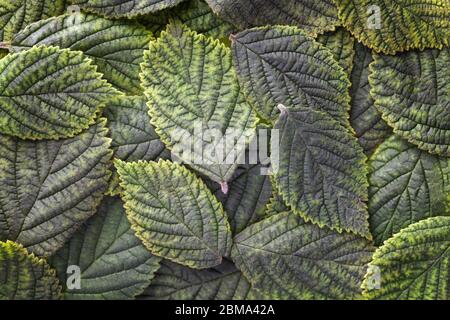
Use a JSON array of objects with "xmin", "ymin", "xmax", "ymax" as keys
[
  {"xmin": 115, "ymin": 159, "xmax": 232, "ymax": 269},
  {"xmin": 273, "ymin": 107, "xmax": 371, "ymax": 238},
  {"xmin": 140, "ymin": 259, "xmax": 264, "ymax": 299},
  {"xmin": 369, "ymin": 48, "xmax": 450, "ymax": 156},
  {"xmin": 11, "ymin": 13, "xmax": 153, "ymax": 94},
  {"xmin": 231, "ymin": 26, "xmax": 351, "ymax": 126},
  {"xmin": 368, "ymin": 135, "xmax": 450, "ymax": 245},
  {"xmin": 0, "ymin": 45, "xmax": 119, "ymax": 140},
  {"xmin": 141, "ymin": 22, "xmax": 257, "ymax": 184},
  {"xmin": 49, "ymin": 197, "xmax": 161, "ymax": 300},
  {"xmin": 0, "ymin": 241, "xmax": 62, "ymax": 300},
  {"xmin": 205, "ymin": 0, "xmax": 339, "ymax": 36},
  {"xmin": 0, "ymin": 120, "xmax": 112, "ymax": 257},
  {"xmin": 335, "ymin": 0, "xmax": 450, "ymax": 54},
  {"xmin": 349, "ymin": 43, "xmax": 391, "ymax": 156},
  {"xmin": 363, "ymin": 216, "xmax": 450, "ymax": 300},
  {"xmin": 232, "ymin": 211, "xmax": 374, "ymax": 299}
]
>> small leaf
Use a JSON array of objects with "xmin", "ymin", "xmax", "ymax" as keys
[
  {"xmin": 0, "ymin": 241, "xmax": 62, "ymax": 300},
  {"xmin": 116, "ymin": 159, "xmax": 232, "ymax": 269}
]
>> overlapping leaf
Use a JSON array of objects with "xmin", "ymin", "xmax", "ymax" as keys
[
  {"xmin": 11, "ymin": 13, "xmax": 153, "ymax": 94},
  {"xmin": 0, "ymin": 241, "xmax": 62, "ymax": 300},
  {"xmin": 116, "ymin": 159, "xmax": 232, "ymax": 269},
  {"xmin": 363, "ymin": 216, "xmax": 450, "ymax": 300},
  {"xmin": 0, "ymin": 120, "xmax": 112, "ymax": 257},
  {"xmin": 50, "ymin": 197, "xmax": 161, "ymax": 300},
  {"xmin": 370, "ymin": 48, "xmax": 450, "ymax": 156}
]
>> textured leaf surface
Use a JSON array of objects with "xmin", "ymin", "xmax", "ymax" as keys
[
  {"xmin": 370, "ymin": 48, "xmax": 450, "ymax": 156},
  {"xmin": 273, "ymin": 108, "xmax": 370, "ymax": 238},
  {"xmin": 232, "ymin": 211, "xmax": 374, "ymax": 299},
  {"xmin": 11, "ymin": 13, "xmax": 153, "ymax": 94},
  {"xmin": 232, "ymin": 26, "xmax": 351, "ymax": 126},
  {"xmin": 0, "ymin": 0, "xmax": 67, "ymax": 42},
  {"xmin": 363, "ymin": 216, "xmax": 450, "ymax": 300},
  {"xmin": 368, "ymin": 136, "xmax": 450, "ymax": 245},
  {"xmin": 140, "ymin": 259, "xmax": 263, "ymax": 299},
  {"xmin": 71, "ymin": 0, "xmax": 185, "ymax": 17},
  {"xmin": 0, "ymin": 121, "xmax": 112, "ymax": 257},
  {"xmin": 335, "ymin": 0, "xmax": 450, "ymax": 54},
  {"xmin": 0, "ymin": 46, "xmax": 118, "ymax": 140},
  {"xmin": 0, "ymin": 241, "xmax": 62, "ymax": 300},
  {"xmin": 205, "ymin": 0, "xmax": 339, "ymax": 36},
  {"xmin": 116, "ymin": 159, "xmax": 232, "ymax": 269},
  {"xmin": 141, "ymin": 22, "xmax": 256, "ymax": 183},
  {"xmin": 349, "ymin": 43, "xmax": 391, "ymax": 156},
  {"xmin": 50, "ymin": 197, "xmax": 161, "ymax": 300}
]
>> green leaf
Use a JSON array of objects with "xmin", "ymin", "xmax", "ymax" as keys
[
  {"xmin": 0, "ymin": 0, "xmax": 67, "ymax": 42},
  {"xmin": 231, "ymin": 26, "xmax": 351, "ymax": 127},
  {"xmin": 11, "ymin": 13, "xmax": 153, "ymax": 95},
  {"xmin": 0, "ymin": 120, "xmax": 112, "ymax": 257},
  {"xmin": 0, "ymin": 45, "xmax": 119, "ymax": 140},
  {"xmin": 49, "ymin": 197, "xmax": 161, "ymax": 300},
  {"xmin": 273, "ymin": 107, "xmax": 371, "ymax": 238},
  {"xmin": 140, "ymin": 259, "xmax": 264, "ymax": 299},
  {"xmin": 369, "ymin": 48, "xmax": 450, "ymax": 156},
  {"xmin": 349, "ymin": 43, "xmax": 391, "ymax": 156},
  {"xmin": 141, "ymin": 22, "xmax": 257, "ymax": 184},
  {"xmin": 363, "ymin": 216, "xmax": 450, "ymax": 300},
  {"xmin": 335, "ymin": 0, "xmax": 450, "ymax": 55},
  {"xmin": 115, "ymin": 159, "xmax": 232, "ymax": 269},
  {"xmin": 232, "ymin": 211, "xmax": 374, "ymax": 299},
  {"xmin": 0, "ymin": 241, "xmax": 62, "ymax": 300},
  {"xmin": 265, "ymin": 190, "xmax": 289, "ymax": 216},
  {"xmin": 368, "ymin": 136, "xmax": 450, "ymax": 246},
  {"xmin": 71, "ymin": 0, "xmax": 186, "ymax": 17},
  {"xmin": 205, "ymin": 0, "xmax": 339, "ymax": 36}
]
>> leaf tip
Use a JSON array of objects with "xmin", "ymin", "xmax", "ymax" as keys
[{"xmin": 220, "ymin": 181, "xmax": 229, "ymax": 194}]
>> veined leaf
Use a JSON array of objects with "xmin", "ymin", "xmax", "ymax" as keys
[
  {"xmin": 273, "ymin": 107, "xmax": 371, "ymax": 238},
  {"xmin": 11, "ymin": 13, "xmax": 153, "ymax": 94},
  {"xmin": 115, "ymin": 159, "xmax": 232, "ymax": 269},
  {"xmin": 232, "ymin": 211, "xmax": 374, "ymax": 299},
  {"xmin": 349, "ymin": 43, "xmax": 391, "ymax": 156},
  {"xmin": 370, "ymin": 48, "xmax": 450, "ymax": 156},
  {"xmin": 0, "ymin": 120, "xmax": 112, "ymax": 257},
  {"xmin": 0, "ymin": 0, "xmax": 67, "ymax": 42},
  {"xmin": 140, "ymin": 259, "xmax": 264, "ymax": 299},
  {"xmin": 231, "ymin": 26, "xmax": 351, "ymax": 126},
  {"xmin": 363, "ymin": 216, "xmax": 450, "ymax": 300},
  {"xmin": 368, "ymin": 136, "xmax": 450, "ymax": 245},
  {"xmin": 205, "ymin": 0, "xmax": 339, "ymax": 36},
  {"xmin": 141, "ymin": 22, "xmax": 257, "ymax": 184},
  {"xmin": 334, "ymin": 0, "xmax": 450, "ymax": 54},
  {"xmin": 50, "ymin": 197, "xmax": 161, "ymax": 300},
  {"xmin": 0, "ymin": 241, "xmax": 62, "ymax": 300},
  {"xmin": 0, "ymin": 45, "xmax": 119, "ymax": 140}
]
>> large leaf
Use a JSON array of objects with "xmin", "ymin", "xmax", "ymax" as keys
[
  {"xmin": 141, "ymin": 22, "xmax": 257, "ymax": 184},
  {"xmin": 140, "ymin": 259, "xmax": 263, "ymax": 299},
  {"xmin": 115, "ymin": 159, "xmax": 232, "ymax": 269},
  {"xmin": 0, "ymin": 0, "xmax": 67, "ymax": 42},
  {"xmin": 0, "ymin": 120, "xmax": 112, "ymax": 257},
  {"xmin": 0, "ymin": 241, "xmax": 62, "ymax": 300},
  {"xmin": 273, "ymin": 107, "xmax": 371, "ymax": 238},
  {"xmin": 205, "ymin": 0, "xmax": 339, "ymax": 36},
  {"xmin": 232, "ymin": 26, "xmax": 351, "ymax": 126},
  {"xmin": 11, "ymin": 13, "xmax": 153, "ymax": 94},
  {"xmin": 369, "ymin": 48, "xmax": 450, "ymax": 156},
  {"xmin": 368, "ymin": 136, "xmax": 450, "ymax": 245},
  {"xmin": 349, "ymin": 43, "xmax": 391, "ymax": 156},
  {"xmin": 49, "ymin": 197, "xmax": 161, "ymax": 300},
  {"xmin": 232, "ymin": 211, "xmax": 374, "ymax": 299},
  {"xmin": 71, "ymin": 0, "xmax": 186, "ymax": 17},
  {"xmin": 363, "ymin": 216, "xmax": 450, "ymax": 300},
  {"xmin": 0, "ymin": 45, "xmax": 119, "ymax": 140}
]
